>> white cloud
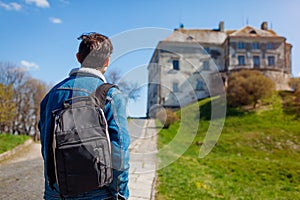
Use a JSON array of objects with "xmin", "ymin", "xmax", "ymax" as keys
[
  {"xmin": 10, "ymin": 2, "xmax": 22, "ymax": 10},
  {"xmin": 0, "ymin": 2, "xmax": 22, "ymax": 11},
  {"xmin": 20, "ymin": 60, "xmax": 40, "ymax": 70},
  {"xmin": 25, "ymin": 0, "xmax": 50, "ymax": 8},
  {"xmin": 49, "ymin": 17, "xmax": 62, "ymax": 24}
]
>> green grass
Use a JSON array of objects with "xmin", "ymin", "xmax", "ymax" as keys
[
  {"xmin": 156, "ymin": 94, "xmax": 300, "ymax": 199},
  {"xmin": 0, "ymin": 134, "xmax": 31, "ymax": 154}
]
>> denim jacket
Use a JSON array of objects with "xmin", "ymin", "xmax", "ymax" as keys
[{"xmin": 38, "ymin": 67, "xmax": 130, "ymax": 200}]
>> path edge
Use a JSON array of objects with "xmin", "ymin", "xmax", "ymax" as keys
[{"xmin": 0, "ymin": 139, "xmax": 33, "ymax": 162}]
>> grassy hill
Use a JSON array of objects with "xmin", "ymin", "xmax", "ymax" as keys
[{"xmin": 156, "ymin": 94, "xmax": 300, "ymax": 199}]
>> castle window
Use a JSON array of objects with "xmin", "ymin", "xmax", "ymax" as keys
[
  {"xmin": 173, "ymin": 59, "xmax": 179, "ymax": 70},
  {"xmin": 238, "ymin": 42, "xmax": 245, "ymax": 49},
  {"xmin": 267, "ymin": 43, "xmax": 273, "ymax": 49},
  {"xmin": 238, "ymin": 55, "xmax": 245, "ymax": 65},
  {"xmin": 210, "ymin": 49, "xmax": 221, "ymax": 59},
  {"xmin": 268, "ymin": 56, "xmax": 275, "ymax": 66},
  {"xmin": 203, "ymin": 61, "xmax": 210, "ymax": 70},
  {"xmin": 173, "ymin": 82, "xmax": 179, "ymax": 92},
  {"xmin": 252, "ymin": 42, "xmax": 259, "ymax": 49},
  {"xmin": 204, "ymin": 47, "xmax": 210, "ymax": 54},
  {"xmin": 196, "ymin": 80, "xmax": 204, "ymax": 90},
  {"xmin": 253, "ymin": 56, "xmax": 260, "ymax": 68}
]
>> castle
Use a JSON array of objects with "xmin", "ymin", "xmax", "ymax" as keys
[{"xmin": 147, "ymin": 22, "xmax": 292, "ymax": 117}]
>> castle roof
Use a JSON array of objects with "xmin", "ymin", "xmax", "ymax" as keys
[
  {"xmin": 163, "ymin": 29, "xmax": 227, "ymax": 45},
  {"xmin": 162, "ymin": 23, "xmax": 285, "ymax": 45},
  {"xmin": 229, "ymin": 25, "xmax": 281, "ymax": 38}
]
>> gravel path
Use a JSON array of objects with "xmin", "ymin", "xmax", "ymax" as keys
[
  {"xmin": 0, "ymin": 142, "xmax": 44, "ymax": 199},
  {"xmin": 0, "ymin": 119, "xmax": 158, "ymax": 200}
]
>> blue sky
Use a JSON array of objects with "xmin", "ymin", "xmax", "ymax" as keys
[{"xmin": 0, "ymin": 0, "xmax": 299, "ymax": 116}]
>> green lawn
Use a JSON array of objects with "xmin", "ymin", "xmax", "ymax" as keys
[
  {"xmin": 0, "ymin": 134, "xmax": 31, "ymax": 154},
  {"xmin": 156, "ymin": 95, "xmax": 300, "ymax": 199}
]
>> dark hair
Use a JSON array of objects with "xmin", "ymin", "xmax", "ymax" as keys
[{"xmin": 77, "ymin": 32, "xmax": 113, "ymax": 69}]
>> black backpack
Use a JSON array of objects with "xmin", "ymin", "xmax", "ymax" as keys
[{"xmin": 47, "ymin": 83, "xmax": 116, "ymax": 197}]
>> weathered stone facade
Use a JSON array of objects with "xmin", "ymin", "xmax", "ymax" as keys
[
  {"xmin": 147, "ymin": 22, "xmax": 292, "ymax": 116},
  {"xmin": 227, "ymin": 23, "xmax": 292, "ymax": 90}
]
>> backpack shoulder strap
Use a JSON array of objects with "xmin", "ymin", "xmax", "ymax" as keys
[{"xmin": 94, "ymin": 83, "xmax": 118, "ymax": 109}]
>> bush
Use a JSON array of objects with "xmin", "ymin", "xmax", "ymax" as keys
[
  {"xmin": 156, "ymin": 108, "xmax": 179, "ymax": 129},
  {"xmin": 227, "ymin": 69, "xmax": 275, "ymax": 108},
  {"xmin": 289, "ymin": 78, "xmax": 300, "ymax": 116}
]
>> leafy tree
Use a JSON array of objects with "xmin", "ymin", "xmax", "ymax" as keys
[
  {"xmin": 227, "ymin": 70, "xmax": 275, "ymax": 108},
  {"xmin": 0, "ymin": 84, "xmax": 16, "ymax": 133},
  {"xmin": 0, "ymin": 62, "xmax": 47, "ymax": 140}
]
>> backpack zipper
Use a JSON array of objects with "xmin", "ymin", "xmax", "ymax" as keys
[{"xmin": 56, "ymin": 136, "xmax": 107, "ymax": 148}]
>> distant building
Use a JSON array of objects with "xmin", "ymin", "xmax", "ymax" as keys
[{"xmin": 147, "ymin": 22, "xmax": 292, "ymax": 117}]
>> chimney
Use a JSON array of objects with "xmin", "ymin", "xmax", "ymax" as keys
[
  {"xmin": 261, "ymin": 21, "xmax": 268, "ymax": 30},
  {"xmin": 219, "ymin": 21, "xmax": 224, "ymax": 32}
]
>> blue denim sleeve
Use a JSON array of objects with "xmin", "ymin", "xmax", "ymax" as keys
[
  {"xmin": 38, "ymin": 93, "xmax": 50, "ymax": 159},
  {"xmin": 105, "ymin": 88, "xmax": 130, "ymax": 200}
]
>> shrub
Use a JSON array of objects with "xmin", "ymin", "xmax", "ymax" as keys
[
  {"xmin": 289, "ymin": 78, "xmax": 300, "ymax": 116},
  {"xmin": 227, "ymin": 69, "xmax": 275, "ymax": 108},
  {"xmin": 156, "ymin": 108, "xmax": 179, "ymax": 129}
]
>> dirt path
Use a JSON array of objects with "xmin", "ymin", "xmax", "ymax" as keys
[
  {"xmin": 0, "ymin": 118, "xmax": 158, "ymax": 200},
  {"xmin": 0, "ymin": 142, "xmax": 44, "ymax": 199}
]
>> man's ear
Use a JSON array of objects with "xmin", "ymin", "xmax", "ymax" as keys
[
  {"xmin": 100, "ymin": 57, "xmax": 110, "ymax": 74},
  {"xmin": 104, "ymin": 57, "xmax": 110, "ymax": 67},
  {"xmin": 76, "ymin": 53, "xmax": 81, "ymax": 63}
]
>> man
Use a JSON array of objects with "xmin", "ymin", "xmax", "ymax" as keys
[{"xmin": 39, "ymin": 33, "xmax": 130, "ymax": 199}]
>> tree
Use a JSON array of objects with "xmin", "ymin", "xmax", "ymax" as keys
[
  {"xmin": 0, "ymin": 62, "xmax": 47, "ymax": 139},
  {"xmin": 0, "ymin": 62, "xmax": 29, "ymax": 88},
  {"xmin": 106, "ymin": 69, "xmax": 142, "ymax": 101},
  {"xmin": 0, "ymin": 62, "xmax": 30, "ymax": 134},
  {"xmin": 156, "ymin": 108, "xmax": 179, "ymax": 129},
  {"xmin": 227, "ymin": 69, "xmax": 275, "ymax": 108},
  {"xmin": 106, "ymin": 70, "xmax": 121, "ymax": 84},
  {"xmin": 0, "ymin": 84, "xmax": 16, "ymax": 133},
  {"xmin": 23, "ymin": 78, "xmax": 47, "ymax": 140}
]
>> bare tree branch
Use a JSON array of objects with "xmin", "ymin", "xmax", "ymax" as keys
[{"xmin": 106, "ymin": 69, "xmax": 142, "ymax": 101}]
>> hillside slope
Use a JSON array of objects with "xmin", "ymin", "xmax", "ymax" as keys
[{"xmin": 156, "ymin": 95, "xmax": 300, "ymax": 199}]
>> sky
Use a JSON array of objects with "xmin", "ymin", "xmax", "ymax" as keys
[{"xmin": 0, "ymin": 0, "xmax": 299, "ymax": 116}]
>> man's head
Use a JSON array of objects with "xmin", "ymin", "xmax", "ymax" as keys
[{"xmin": 76, "ymin": 33, "xmax": 113, "ymax": 72}]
